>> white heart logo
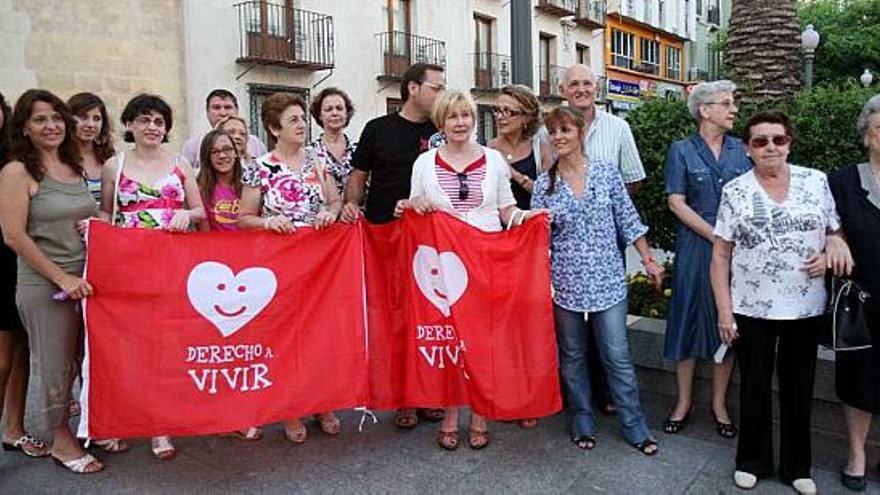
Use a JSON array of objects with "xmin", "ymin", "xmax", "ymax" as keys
[
  {"xmin": 412, "ymin": 245, "xmax": 468, "ymax": 317},
  {"xmin": 187, "ymin": 261, "xmax": 277, "ymax": 338}
]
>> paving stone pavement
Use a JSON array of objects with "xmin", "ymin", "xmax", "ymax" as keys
[{"xmin": 1, "ymin": 390, "xmax": 878, "ymax": 494}]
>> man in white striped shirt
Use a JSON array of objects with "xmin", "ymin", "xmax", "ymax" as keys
[{"xmin": 540, "ymin": 64, "xmax": 646, "ymax": 195}]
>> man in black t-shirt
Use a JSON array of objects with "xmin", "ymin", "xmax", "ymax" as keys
[{"xmin": 341, "ymin": 63, "xmax": 446, "ymax": 224}]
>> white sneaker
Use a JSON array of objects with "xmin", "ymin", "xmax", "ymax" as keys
[
  {"xmin": 733, "ymin": 470, "xmax": 758, "ymax": 490},
  {"xmin": 792, "ymin": 478, "xmax": 817, "ymax": 495}
]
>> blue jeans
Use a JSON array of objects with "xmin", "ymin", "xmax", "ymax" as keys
[{"xmin": 554, "ymin": 298, "xmax": 651, "ymax": 444}]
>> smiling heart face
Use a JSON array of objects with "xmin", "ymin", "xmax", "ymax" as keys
[
  {"xmin": 187, "ymin": 262, "xmax": 277, "ymax": 338},
  {"xmin": 412, "ymin": 245, "xmax": 468, "ymax": 317}
]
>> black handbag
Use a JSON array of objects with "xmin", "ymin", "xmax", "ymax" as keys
[{"xmin": 828, "ymin": 278, "xmax": 873, "ymax": 352}]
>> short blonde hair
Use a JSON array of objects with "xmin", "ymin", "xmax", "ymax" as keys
[{"xmin": 431, "ymin": 90, "xmax": 477, "ymax": 130}]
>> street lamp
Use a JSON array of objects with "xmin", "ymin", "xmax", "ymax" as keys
[
  {"xmin": 801, "ymin": 24, "xmax": 820, "ymax": 90},
  {"xmin": 861, "ymin": 69, "xmax": 874, "ymax": 88}
]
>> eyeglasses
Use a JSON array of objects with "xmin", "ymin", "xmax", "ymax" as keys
[
  {"xmin": 210, "ymin": 146, "xmax": 236, "ymax": 156},
  {"xmin": 457, "ymin": 173, "xmax": 469, "ymax": 201},
  {"xmin": 133, "ymin": 116, "xmax": 166, "ymax": 128},
  {"xmin": 493, "ymin": 107, "xmax": 524, "ymax": 118},
  {"xmin": 704, "ymin": 100, "xmax": 736, "ymax": 108},
  {"xmin": 749, "ymin": 135, "xmax": 792, "ymax": 148},
  {"xmin": 421, "ymin": 82, "xmax": 446, "ymax": 92}
]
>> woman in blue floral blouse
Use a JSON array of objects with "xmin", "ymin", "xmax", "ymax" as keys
[{"xmin": 531, "ymin": 107, "xmax": 663, "ymax": 454}]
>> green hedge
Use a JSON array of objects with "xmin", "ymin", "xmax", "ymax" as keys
[{"xmin": 627, "ymin": 82, "xmax": 874, "ymax": 253}]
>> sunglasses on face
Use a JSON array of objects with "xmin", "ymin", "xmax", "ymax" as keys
[
  {"xmin": 493, "ymin": 107, "xmax": 524, "ymax": 118},
  {"xmin": 457, "ymin": 173, "xmax": 469, "ymax": 201},
  {"xmin": 749, "ymin": 135, "xmax": 792, "ymax": 148}
]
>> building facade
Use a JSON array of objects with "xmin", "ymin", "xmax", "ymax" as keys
[
  {"xmin": 602, "ymin": 0, "xmax": 696, "ymax": 113},
  {"xmin": 686, "ymin": 0, "xmax": 730, "ymax": 82}
]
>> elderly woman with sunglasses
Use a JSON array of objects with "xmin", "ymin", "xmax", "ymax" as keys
[
  {"xmin": 711, "ymin": 111, "xmax": 844, "ymax": 495},
  {"xmin": 397, "ymin": 90, "xmax": 543, "ymax": 451}
]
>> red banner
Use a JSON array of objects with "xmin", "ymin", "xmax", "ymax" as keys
[
  {"xmin": 364, "ymin": 212, "xmax": 560, "ymax": 420},
  {"xmin": 79, "ymin": 213, "xmax": 560, "ymax": 438},
  {"xmin": 78, "ymin": 222, "xmax": 368, "ymax": 439}
]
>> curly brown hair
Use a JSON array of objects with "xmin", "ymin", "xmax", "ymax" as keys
[
  {"xmin": 0, "ymin": 91, "xmax": 11, "ymax": 166},
  {"xmin": 500, "ymin": 85, "xmax": 542, "ymax": 139},
  {"xmin": 8, "ymin": 89, "xmax": 82, "ymax": 181},
  {"xmin": 309, "ymin": 87, "xmax": 355, "ymax": 129},
  {"xmin": 67, "ymin": 92, "xmax": 116, "ymax": 163}
]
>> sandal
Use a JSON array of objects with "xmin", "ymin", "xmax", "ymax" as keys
[
  {"xmin": 91, "ymin": 438, "xmax": 131, "ymax": 453},
  {"xmin": 395, "ymin": 408, "xmax": 418, "ymax": 429},
  {"xmin": 712, "ymin": 412, "xmax": 738, "ymax": 439},
  {"xmin": 572, "ymin": 435, "xmax": 596, "ymax": 450},
  {"xmin": 219, "ymin": 427, "xmax": 263, "ymax": 441},
  {"xmin": 150, "ymin": 436, "xmax": 176, "ymax": 461},
  {"xmin": 52, "ymin": 453, "xmax": 104, "ymax": 474},
  {"xmin": 2, "ymin": 433, "xmax": 49, "ymax": 457},
  {"xmin": 284, "ymin": 423, "xmax": 308, "ymax": 444},
  {"xmin": 518, "ymin": 418, "xmax": 538, "ymax": 429},
  {"xmin": 436, "ymin": 430, "xmax": 459, "ymax": 450},
  {"xmin": 316, "ymin": 413, "xmax": 341, "ymax": 436},
  {"xmin": 420, "ymin": 408, "xmax": 445, "ymax": 422},
  {"xmin": 468, "ymin": 429, "xmax": 490, "ymax": 450},
  {"xmin": 633, "ymin": 438, "xmax": 659, "ymax": 456},
  {"xmin": 663, "ymin": 409, "xmax": 691, "ymax": 434}
]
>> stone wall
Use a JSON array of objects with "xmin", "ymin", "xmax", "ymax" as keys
[{"xmin": 0, "ymin": 0, "xmax": 189, "ymax": 143}]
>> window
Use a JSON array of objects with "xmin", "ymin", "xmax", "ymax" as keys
[
  {"xmin": 538, "ymin": 34, "xmax": 554, "ymax": 97},
  {"xmin": 474, "ymin": 15, "xmax": 494, "ymax": 85},
  {"xmin": 576, "ymin": 43, "xmax": 590, "ymax": 66},
  {"xmin": 666, "ymin": 46, "xmax": 681, "ymax": 80},
  {"xmin": 611, "ymin": 29, "xmax": 635, "ymax": 69},
  {"xmin": 245, "ymin": 0, "xmax": 291, "ymax": 37},
  {"xmin": 386, "ymin": 98, "xmax": 403, "ymax": 115},
  {"xmin": 639, "ymin": 38, "xmax": 660, "ymax": 75},
  {"xmin": 248, "ymin": 84, "xmax": 310, "ymax": 149},
  {"xmin": 476, "ymin": 105, "xmax": 496, "ymax": 145},
  {"xmin": 385, "ymin": 0, "xmax": 411, "ymax": 56}
]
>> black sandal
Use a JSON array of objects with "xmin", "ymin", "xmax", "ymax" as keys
[
  {"xmin": 633, "ymin": 438, "xmax": 659, "ymax": 456},
  {"xmin": 663, "ymin": 409, "xmax": 691, "ymax": 434},
  {"xmin": 572, "ymin": 435, "xmax": 596, "ymax": 450},
  {"xmin": 712, "ymin": 412, "xmax": 738, "ymax": 439}
]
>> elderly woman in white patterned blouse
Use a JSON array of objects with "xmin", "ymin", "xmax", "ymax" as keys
[{"xmin": 710, "ymin": 111, "xmax": 845, "ymax": 495}]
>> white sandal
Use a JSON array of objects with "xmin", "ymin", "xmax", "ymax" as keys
[
  {"xmin": 52, "ymin": 453, "xmax": 104, "ymax": 474},
  {"xmin": 91, "ymin": 438, "xmax": 131, "ymax": 453},
  {"xmin": 733, "ymin": 470, "xmax": 758, "ymax": 490},
  {"xmin": 792, "ymin": 478, "xmax": 817, "ymax": 495},
  {"xmin": 150, "ymin": 436, "xmax": 176, "ymax": 461}
]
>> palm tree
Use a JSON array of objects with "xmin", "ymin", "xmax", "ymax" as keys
[{"xmin": 725, "ymin": 0, "xmax": 802, "ymax": 105}]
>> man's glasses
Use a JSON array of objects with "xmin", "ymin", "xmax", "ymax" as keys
[
  {"xmin": 749, "ymin": 135, "xmax": 792, "ymax": 148},
  {"xmin": 421, "ymin": 82, "xmax": 446, "ymax": 92},
  {"xmin": 457, "ymin": 173, "xmax": 469, "ymax": 201}
]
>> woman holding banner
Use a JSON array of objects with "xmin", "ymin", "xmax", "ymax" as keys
[
  {"xmin": 99, "ymin": 93, "xmax": 205, "ymax": 460},
  {"xmin": 238, "ymin": 92, "xmax": 343, "ymax": 444},
  {"xmin": 531, "ymin": 107, "xmax": 662, "ymax": 454},
  {"xmin": 0, "ymin": 90, "xmax": 100, "ymax": 473},
  {"xmin": 397, "ymin": 90, "xmax": 543, "ymax": 450}
]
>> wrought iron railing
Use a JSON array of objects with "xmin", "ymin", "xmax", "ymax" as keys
[
  {"xmin": 377, "ymin": 31, "xmax": 446, "ymax": 80},
  {"xmin": 576, "ymin": 1, "xmax": 606, "ymax": 28},
  {"xmin": 473, "ymin": 53, "xmax": 512, "ymax": 90},
  {"xmin": 235, "ymin": 1, "xmax": 334, "ymax": 69},
  {"xmin": 536, "ymin": 0, "xmax": 577, "ymax": 15},
  {"xmin": 537, "ymin": 64, "xmax": 566, "ymax": 99}
]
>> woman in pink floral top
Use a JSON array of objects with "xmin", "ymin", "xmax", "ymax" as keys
[
  {"xmin": 99, "ymin": 94, "xmax": 205, "ymax": 461},
  {"xmin": 238, "ymin": 93, "xmax": 342, "ymax": 443}
]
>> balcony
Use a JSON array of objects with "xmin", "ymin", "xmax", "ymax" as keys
[
  {"xmin": 537, "ymin": 64, "xmax": 565, "ymax": 100},
  {"xmin": 472, "ymin": 53, "xmax": 512, "ymax": 91},
  {"xmin": 688, "ymin": 67, "xmax": 710, "ymax": 81},
  {"xmin": 634, "ymin": 61, "xmax": 660, "ymax": 76},
  {"xmin": 535, "ymin": 0, "xmax": 577, "ymax": 16},
  {"xmin": 376, "ymin": 31, "xmax": 446, "ymax": 81},
  {"xmin": 235, "ymin": 1, "xmax": 334, "ymax": 70},
  {"xmin": 576, "ymin": 1, "xmax": 606, "ymax": 29}
]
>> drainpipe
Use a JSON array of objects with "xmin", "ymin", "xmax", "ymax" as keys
[{"xmin": 510, "ymin": 0, "xmax": 533, "ymax": 86}]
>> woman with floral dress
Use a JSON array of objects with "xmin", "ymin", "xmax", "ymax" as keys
[
  {"xmin": 238, "ymin": 92, "xmax": 342, "ymax": 443},
  {"xmin": 308, "ymin": 87, "xmax": 357, "ymax": 194},
  {"xmin": 99, "ymin": 93, "xmax": 205, "ymax": 460}
]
